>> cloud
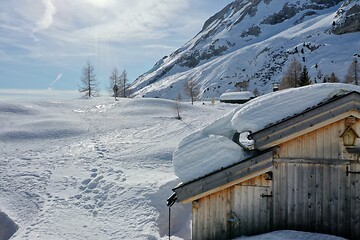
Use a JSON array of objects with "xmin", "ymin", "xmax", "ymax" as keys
[
  {"xmin": 0, "ymin": 0, "xmax": 232, "ymax": 85},
  {"xmin": 33, "ymin": 0, "xmax": 57, "ymax": 32},
  {"xmin": 55, "ymin": 0, "xmax": 191, "ymax": 43}
]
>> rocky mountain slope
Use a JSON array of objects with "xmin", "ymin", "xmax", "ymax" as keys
[{"xmin": 130, "ymin": 0, "xmax": 360, "ymax": 99}]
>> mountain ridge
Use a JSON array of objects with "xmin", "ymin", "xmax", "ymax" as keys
[{"xmin": 130, "ymin": 0, "xmax": 360, "ymax": 99}]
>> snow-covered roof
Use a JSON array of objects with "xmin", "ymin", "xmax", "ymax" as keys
[
  {"xmin": 220, "ymin": 91, "xmax": 255, "ymax": 101},
  {"xmin": 173, "ymin": 83, "xmax": 360, "ymax": 183}
]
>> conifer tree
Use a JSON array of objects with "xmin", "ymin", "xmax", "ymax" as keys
[{"xmin": 299, "ymin": 66, "xmax": 311, "ymax": 86}]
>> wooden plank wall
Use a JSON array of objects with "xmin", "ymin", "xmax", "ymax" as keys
[
  {"xmin": 279, "ymin": 119, "xmax": 359, "ymax": 160},
  {"xmin": 272, "ymin": 161, "xmax": 351, "ymax": 238},
  {"xmin": 350, "ymin": 161, "xmax": 360, "ymax": 239},
  {"xmin": 279, "ymin": 120, "xmax": 344, "ymax": 159},
  {"xmin": 274, "ymin": 118, "xmax": 360, "ymax": 239},
  {"xmin": 229, "ymin": 185, "xmax": 271, "ymax": 238},
  {"xmin": 192, "ymin": 175, "xmax": 272, "ymax": 240}
]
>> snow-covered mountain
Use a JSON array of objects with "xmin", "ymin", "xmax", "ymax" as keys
[{"xmin": 130, "ymin": 0, "xmax": 360, "ymax": 99}]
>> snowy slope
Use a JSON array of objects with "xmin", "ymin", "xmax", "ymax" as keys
[
  {"xmin": 0, "ymin": 94, "xmax": 235, "ymax": 240},
  {"xmin": 130, "ymin": 0, "xmax": 360, "ymax": 99}
]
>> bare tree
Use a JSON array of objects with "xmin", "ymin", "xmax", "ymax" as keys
[
  {"xmin": 345, "ymin": 59, "xmax": 359, "ymax": 85},
  {"xmin": 317, "ymin": 69, "xmax": 323, "ymax": 82},
  {"xmin": 184, "ymin": 78, "xmax": 199, "ymax": 105},
  {"xmin": 119, "ymin": 70, "xmax": 129, "ymax": 97},
  {"xmin": 279, "ymin": 59, "xmax": 302, "ymax": 89},
  {"xmin": 174, "ymin": 94, "xmax": 182, "ymax": 120},
  {"xmin": 328, "ymin": 72, "xmax": 340, "ymax": 83},
  {"xmin": 79, "ymin": 61, "xmax": 99, "ymax": 97},
  {"xmin": 253, "ymin": 88, "xmax": 260, "ymax": 97},
  {"xmin": 109, "ymin": 67, "xmax": 120, "ymax": 99},
  {"xmin": 235, "ymin": 81, "xmax": 249, "ymax": 91}
]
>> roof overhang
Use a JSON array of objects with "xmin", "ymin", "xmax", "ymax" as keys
[
  {"xmin": 173, "ymin": 149, "xmax": 273, "ymax": 203},
  {"xmin": 251, "ymin": 92, "xmax": 360, "ymax": 150}
]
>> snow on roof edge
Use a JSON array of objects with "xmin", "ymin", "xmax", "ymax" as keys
[
  {"xmin": 220, "ymin": 91, "xmax": 255, "ymax": 101},
  {"xmin": 173, "ymin": 83, "xmax": 360, "ymax": 184}
]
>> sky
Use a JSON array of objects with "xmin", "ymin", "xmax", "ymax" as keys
[{"xmin": 0, "ymin": 0, "xmax": 233, "ymax": 92}]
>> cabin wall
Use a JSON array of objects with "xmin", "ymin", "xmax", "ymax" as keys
[
  {"xmin": 278, "ymin": 118, "xmax": 359, "ymax": 160},
  {"xmin": 192, "ymin": 175, "xmax": 272, "ymax": 240},
  {"xmin": 273, "ymin": 118, "xmax": 360, "ymax": 239},
  {"xmin": 272, "ymin": 160, "xmax": 351, "ymax": 238},
  {"xmin": 191, "ymin": 117, "xmax": 360, "ymax": 239}
]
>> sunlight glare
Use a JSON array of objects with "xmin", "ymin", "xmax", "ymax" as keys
[{"xmin": 84, "ymin": 0, "xmax": 113, "ymax": 8}]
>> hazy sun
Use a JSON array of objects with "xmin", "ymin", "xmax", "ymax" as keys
[{"xmin": 84, "ymin": 0, "xmax": 113, "ymax": 8}]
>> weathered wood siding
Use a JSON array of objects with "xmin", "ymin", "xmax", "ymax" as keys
[
  {"xmin": 350, "ymin": 161, "xmax": 360, "ymax": 239},
  {"xmin": 279, "ymin": 119, "xmax": 359, "ymax": 160},
  {"xmin": 192, "ymin": 175, "xmax": 272, "ymax": 240},
  {"xmin": 191, "ymin": 117, "xmax": 360, "ymax": 239},
  {"xmin": 273, "ymin": 159, "xmax": 352, "ymax": 238},
  {"xmin": 273, "ymin": 118, "xmax": 360, "ymax": 239}
]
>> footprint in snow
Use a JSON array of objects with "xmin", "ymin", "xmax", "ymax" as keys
[{"xmin": 75, "ymin": 172, "xmax": 116, "ymax": 215}]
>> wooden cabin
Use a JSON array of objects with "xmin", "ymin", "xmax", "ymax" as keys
[{"xmin": 173, "ymin": 91, "xmax": 360, "ymax": 240}]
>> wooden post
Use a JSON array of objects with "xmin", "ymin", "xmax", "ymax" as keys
[{"xmin": 168, "ymin": 207, "xmax": 171, "ymax": 240}]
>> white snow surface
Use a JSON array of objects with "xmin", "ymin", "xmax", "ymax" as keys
[
  {"xmin": 173, "ymin": 83, "xmax": 360, "ymax": 183},
  {"xmin": 0, "ymin": 91, "xmax": 353, "ymax": 239},
  {"xmin": 0, "ymin": 94, "xmax": 236, "ymax": 240}
]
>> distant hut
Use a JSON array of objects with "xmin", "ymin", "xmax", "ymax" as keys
[
  {"xmin": 170, "ymin": 85, "xmax": 360, "ymax": 240},
  {"xmin": 220, "ymin": 91, "xmax": 255, "ymax": 104}
]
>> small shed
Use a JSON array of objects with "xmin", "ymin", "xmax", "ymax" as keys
[
  {"xmin": 172, "ymin": 89, "xmax": 360, "ymax": 239},
  {"xmin": 220, "ymin": 91, "xmax": 255, "ymax": 104}
]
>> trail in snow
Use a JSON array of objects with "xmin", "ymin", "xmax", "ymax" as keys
[{"xmin": 0, "ymin": 96, "xmax": 232, "ymax": 240}]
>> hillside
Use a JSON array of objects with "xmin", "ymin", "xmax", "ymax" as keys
[{"xmin": 129, "ymin": 0, "xmax": 360, "ymax": 99}]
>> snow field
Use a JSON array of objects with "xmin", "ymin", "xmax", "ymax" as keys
[
  {"xmin": 0, "ymin": 91, "xmax": 352, "ymax": 239},
  {"xmin": 0, "ymin": 95, "xmax": 234, "ymax": 239}
]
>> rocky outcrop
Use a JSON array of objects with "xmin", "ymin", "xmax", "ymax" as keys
[{"xmin": 333, "ymin": 1, "xmax": 360, "ymax": 34}]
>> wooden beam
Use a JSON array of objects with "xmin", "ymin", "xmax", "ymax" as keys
[
  {"xmin": 252, "ymin": 92, "xmax": 360, "ymax": 150},
  {"xmin": 274, "ymin": 158, "xmax": 353, "ymax": 165},
  {"xmin": 173, "ymin": 150, "xmax": 273, "ymax": 203}
]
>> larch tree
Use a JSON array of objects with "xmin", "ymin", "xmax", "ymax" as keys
[
  {"xmin": 279, "ymin": 59, "xmax": 302, "ymax": 89},
  {"xmin": 119, "ymin": 70, "xmax": 129, "ymax": 97},
  {"xmin": 298, "ymin": 65, "xmax": 311, "ymax": 86},
  {"xmin": 109, "ymin": 67, "xmax": 121, "ymax": 100},
  {"xmin": 345, "ymin": 59, "xmax": 359, "ymax": 85},
  {"xmin": 328, "ymin": 72, "xmax": 340, "ymax": 83},
  {"xmin": 184, "ymin": 78, "xmax": 199, "ymax": 105},
  {"xmin": 235, "ymin": 81, "xmax": 249, "ymax": 92},
  {"xmin": 253, "ymin": 88, "xmax": 260, "ymax": 97},
  {"xmin": 79, "ymin": 61, "xmax": 99, "ymax": 97}
]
